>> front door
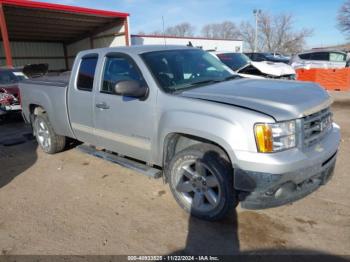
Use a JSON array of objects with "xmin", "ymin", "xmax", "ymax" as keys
[{"xmin": 93, "ymin": 53, "xmax": 155, "ymax": 163}]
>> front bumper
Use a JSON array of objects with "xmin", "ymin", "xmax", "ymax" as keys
[{"xmin": 233, "ymin": 123, "xmax": 340, "ymax": 209}]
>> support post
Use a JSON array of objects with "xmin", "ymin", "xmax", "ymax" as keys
[
  {"xmin": 89, "ymin": 36, "xmax": 94, "ymax": 49},
  {"xmin": 124, "ymin": 17, "xmax": 129, "ymax": 46},
  {"xmin": 63, "ymin": 43, "xmax": 69, "ymax": 70},
  {"xmin": 0, "ymin": 4, "xmax": 13, "ymax": 67}
]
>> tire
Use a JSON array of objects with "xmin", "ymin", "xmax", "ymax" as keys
[
  {"xmin": 33, "ymin": 113, "xmax": 66, "ymax": 154},
  {"xmin": 168, "ymin": 143, "xmax": 238, "ymax": 221}
]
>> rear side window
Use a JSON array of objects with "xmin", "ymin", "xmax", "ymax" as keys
[
  {"xmin": 298, "ymin": 53, "xmax": 311, "ymax": 60},
  {"xmin": 310, "ymin": 52, "xmax": 329, "ymax": 61},
  {"xmin": 77, "ymin": 56, "xmax": 98, "ymax": 91}
]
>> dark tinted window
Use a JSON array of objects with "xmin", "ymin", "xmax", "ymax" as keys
[
  {"xmin": 310, "ymin": 52, "xmax": 329, "ymax": 61},
  {"xmin": 217, "ymin": 53, "xmax": 250, "ymax": 71},
  {"xmin": 249, "ymin": 53, "xmax": 264, "ymax": 61},
  {"xmin": 102, "ymin": 55, "xmax": 144, "ymax": 94},
  {"xmin": 244, "ymin": 53, "xmax": 252, "ymax": 58},
  {"xmin": 299, "ymin": 53, "xmax": 311, "ymax": 59},
  {"xmin": 0, "ymin": 70, "xmax": 19, "ymax": 85},
  {"xmin": 77, "ymin": 56, "xmax": 98, "ymax": 91}
]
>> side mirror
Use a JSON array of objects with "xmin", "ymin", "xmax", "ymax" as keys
[{"xmin": 114, "ymin": 80, "xmax": 148, "ymax": 98}]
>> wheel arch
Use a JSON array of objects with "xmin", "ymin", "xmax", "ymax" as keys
[{"xmin": 162, "ymin": 132, "xmax": 232, "ymax": 182}]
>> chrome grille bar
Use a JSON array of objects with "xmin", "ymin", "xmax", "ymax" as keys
[{"xmin": 303, "ymin": 107, "xmax": 332, "ymax": 147}]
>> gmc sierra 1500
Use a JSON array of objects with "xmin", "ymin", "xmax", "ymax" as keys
[{"xmin": 20, "ymin": 45, "xmax": 340, "ymax": 221}]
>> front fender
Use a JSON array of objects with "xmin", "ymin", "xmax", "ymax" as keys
[{"xmin": 156, "ymin": 110, "xmax": 249, "ymax": 166}]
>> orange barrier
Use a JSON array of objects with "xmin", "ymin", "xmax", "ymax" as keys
[{"xmin": 296, "ymin": 68, "xmax": 350, "ymax": 91}]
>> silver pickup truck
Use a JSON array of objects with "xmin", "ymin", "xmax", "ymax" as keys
[{"xmin": 20, "ymin": 45, "xmax": 340, "ymax": 221}]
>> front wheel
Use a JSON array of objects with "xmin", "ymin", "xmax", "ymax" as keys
[
  {"xmin": 168, "ymin": 143, "xmax": 238, "ymax": 221},
  {"xmin": 33, "ymin": 114, "xmax": 66, "ymax": 154}
]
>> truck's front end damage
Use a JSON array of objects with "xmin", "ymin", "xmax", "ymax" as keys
[{"xmin": 233, "ymin": 107, "xmax": 340, "ymax": 209}]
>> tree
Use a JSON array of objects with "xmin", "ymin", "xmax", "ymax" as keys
[
  {"xmin": 164, "ymin": 22, "xmax": 195, "ymax": 37},
  {"xmin": 239, "ymin": 12, "xmax": 313, "ymax": 54},
  {"xmin": 201, "ymin": 21, "xmax": 240, "ymax": 39},
  {"xmin": 338, "ymin": 0, "xmax": 350, "ymax": 37},
  {"xmin": 150, "ymin": 30, "xmax": 163, "ymax": 36},
  {"xmin": 237, "ymin": 21, "xmax": 256, "ymax": 51}
]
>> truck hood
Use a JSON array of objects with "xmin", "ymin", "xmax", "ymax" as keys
[
  {"xmin": 179, "ymin": 78, "xmax": 332, "ymax": 121},
  {"xmin": 249, "ymin": 61, "xmax": 295, "ymax": 76}
]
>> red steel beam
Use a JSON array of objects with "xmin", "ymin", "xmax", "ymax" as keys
[
  {"xmin": 0, "ymin": 3, "xmax": 12, "ymax": 67},
  {"xmin": 0, "ymin": 0, "xmax": 129, "ymax": 18}
]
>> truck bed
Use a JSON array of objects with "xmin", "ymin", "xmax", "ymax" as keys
[
  {"xmin": 19, "ymin": 72, "xmax": 74, "ymax": 138},
  {"xmin": 23, "ymin": 73, "xmax": 70, "ymax": 87}
]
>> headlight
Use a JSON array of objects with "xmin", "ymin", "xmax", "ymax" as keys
[{"xmin": 254, "ymin": 120, "xmax": 296, "ymax": 153}]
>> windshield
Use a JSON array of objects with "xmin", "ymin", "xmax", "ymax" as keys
[
  {"xmin": 216, "ymin": 53, "xmax": 251, "ymax": 71},
  {"xmin": 141, "ymin": 49, "xmax": 237, "ymax": 93},
  {"xmin": 0, "ymin": 70, "xmax": 27, "ymax": 85}
]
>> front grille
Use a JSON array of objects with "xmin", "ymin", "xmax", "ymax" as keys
[{"xmin": 303, "ymin": 107, "xmax": 333, "ymax": 147}]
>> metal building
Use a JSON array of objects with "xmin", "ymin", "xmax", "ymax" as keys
[
  {"xmin": 131, "ymin": 34, "xmax": 243, "ymax": 52},
  {"xmin": 0, "ymin": 0, "xmax": 130, "ymax": 70}
]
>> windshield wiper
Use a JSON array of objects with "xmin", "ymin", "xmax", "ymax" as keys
[
  {"xmin": 189, "ymin": 79, "xmax": 221, "ymax": 86},
  {"xmin": 171, "ymin": 76, "xmax": 240, "ymax": 94},
  {"xmin": 170, "ymin": 79, "xmax": 221, "ymax": 94}
]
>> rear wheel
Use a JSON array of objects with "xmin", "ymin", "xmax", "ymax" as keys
[
  {"xmin": 168, "ymin": 143, "xmax": 238, "ymax": 221},
  {"xmin": 33, "ymin": 113, "xmax": 66, "ymax": 154}
]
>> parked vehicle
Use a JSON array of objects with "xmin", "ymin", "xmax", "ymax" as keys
[
  {"xmin": 22, "ymin": 63, "xmax": 49, "ymax": 78},
  {"xmin": 0, "ymin": 68, "xmax": 27, "ymax": 116},
  {"xmin": 290, "ymin": 50, "xmax": 347, "ymax": 69},
  {"xmin": 214, "ymin": 52, "xmax": 296, "ymax": 79},
  {"xmin": 20, "ymin": 46, "xmax": 340, "ymax": 221},
  {"xmin": 245, "ymin": 52, "xmax": 290, "ymax": 64}
]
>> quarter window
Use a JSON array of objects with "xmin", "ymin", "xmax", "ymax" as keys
[
  {"xmin": 77, "ymin": 56, "xmax": 98, "ymax": 91},
  {"xmin": 329, "ymin": 52, "xmax": 346, "ymax": 62},
  {"xmin": 101, "ymin": 55, "xmax": 144, "ymax": 94}
]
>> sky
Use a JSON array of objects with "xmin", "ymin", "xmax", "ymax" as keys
[{"xmin": 39, "ymin": 0, "xmax": 348, "ymax": 48}]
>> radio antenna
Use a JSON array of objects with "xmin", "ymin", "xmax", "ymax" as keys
[{"xmin": 162, "ymin": 16, "xmax": 167, "ymax": 46}]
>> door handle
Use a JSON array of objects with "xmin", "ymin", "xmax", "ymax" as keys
[{"xmin": 95, "ymin": 102, "xmax": 110, "ymax": 110}]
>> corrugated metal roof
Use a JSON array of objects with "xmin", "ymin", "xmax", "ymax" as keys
[
  {"xmin": 0, "ymin": 0, "xmax": 128, "ymax": 43},
  {"xmin": 0, "ymin": 0, "xmax": 129, "ymax": 18}
]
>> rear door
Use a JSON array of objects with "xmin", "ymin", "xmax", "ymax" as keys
[
  {"xmin": 67, "ymin": 54, "xmax": 99, "ymax": 145},
  {"xmin": 93, "ymin": 52, "xmax": 155, "ymax": 163}
]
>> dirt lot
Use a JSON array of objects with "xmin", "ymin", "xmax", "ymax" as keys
[{"xmin": 0, "ymin": 93, "xmax": 349, "ymax": 257}]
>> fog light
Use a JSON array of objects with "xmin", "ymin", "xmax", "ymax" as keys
[{"xmin": 274, "ymin": 182, "xmax": 296, "ymax": 199}]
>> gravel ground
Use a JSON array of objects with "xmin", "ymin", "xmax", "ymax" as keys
[{"xmin": 0, "ymin": 94, "xmax": 349, "ymax": 257}]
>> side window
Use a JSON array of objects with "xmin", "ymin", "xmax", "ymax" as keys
[
  {"xmin": 77, "ymin": 56, "xmax": 98, "ymax": 91},
  {"xmin": 251, "ymin": 54, "xmax": 258, "ymax": 61},
  {"xmin": 310, "ymin": 52, "xmax": 329, "ymax": 61},
  {"xmin": 101, "ymin": 55, "xmax": 144, "ymax": 94},
  {"xmin": 329, "ymin": 52, "xmax": 346, "ymax": 62},
  {"xmin": 252, "ymin": 54, "xmax": 263, "ymax": 61},
  {"xmin": 299, "ymin": 53, "xmax": 311, "ymax": 60}
]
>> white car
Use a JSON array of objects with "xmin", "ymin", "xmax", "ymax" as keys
[
  {"xmin": 213, "ymin": 52, "xmax": 296, "ymax": 80},
  {"xmin": 290, "ymin": 50, "xmax": 347, "ymax": 70}
]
